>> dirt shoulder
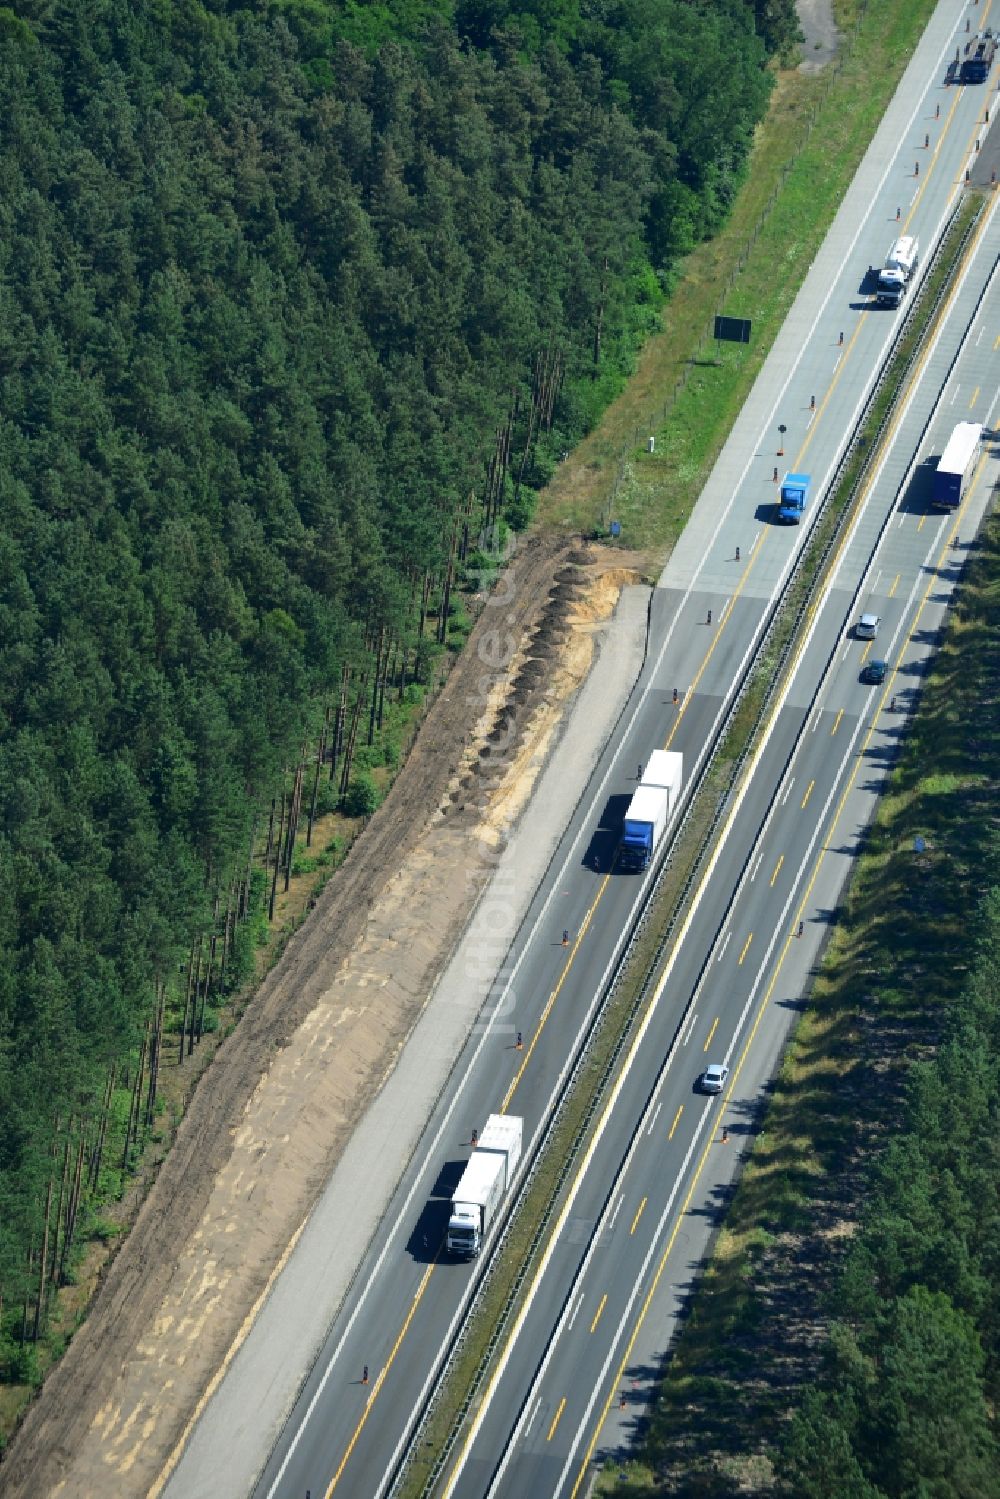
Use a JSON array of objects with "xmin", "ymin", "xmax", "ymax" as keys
[
  {"xmin": 0, "ymin": 536, "xmax": 643, "ymax": 1499},
  {"xmin": 797, "ymin": 0, "xmax": 839, "ymax": 73}
]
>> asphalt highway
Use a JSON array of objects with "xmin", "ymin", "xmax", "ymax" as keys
[
  {"xmin": 443, "ymin": 215, "xmax": 1000, "ymax": 1499},
  {"xmin": 224, "ymin": 8, "xmax": 999, "ymax": 1498}
]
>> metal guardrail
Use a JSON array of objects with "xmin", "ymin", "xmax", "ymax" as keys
[{"xmin": 394, "ymin": 193, "xmax": 988, "ymax": 1499}]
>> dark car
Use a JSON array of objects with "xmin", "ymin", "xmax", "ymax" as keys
[{"xmin": 861, "ymin": 658, "xmax": 887, "ymax": 685}]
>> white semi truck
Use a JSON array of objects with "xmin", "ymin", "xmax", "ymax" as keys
[
  {"xmin": 876, "ymin": 235, "xmax": 919, "ymax": 308},
  {"xmin": 932, "ymin": 421, "xmax": 982, "ymax": 510},
  {"xmin": 446, "ymin": 1113, "xmax": 523, "ymax": 1258},
  {"xmin": 618, "ymin": 751, "xmax": 683, "ymax": 872}
]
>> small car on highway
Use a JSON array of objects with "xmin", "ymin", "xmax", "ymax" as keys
[
  {"xmin": 861, "ymin": 658, "xmax": 888, "ymax": 685},
  {"xmin": 856, "ymin": 612, "xmax": 881, "ymax": 639},
  {"xmin": 700, "ymin": 1063, "xmax": 729, "ymax": 1094}
]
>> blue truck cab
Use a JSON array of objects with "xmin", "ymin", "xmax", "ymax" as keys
[
  {"xmin": 618, "ymin": 786, "xmax": 668, "ymax": 872},
  {"xmin": 777, "ymin": 471, "xmax": 810, "ymax": 524},
  {"xmin": 617, "ymin": 752, "xmax": 683, "ymax": 873}
]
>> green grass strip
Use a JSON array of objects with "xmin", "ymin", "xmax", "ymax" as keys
[{"xmin": 537, "ymin": 0, "xmax": 940, "ymax": 554}]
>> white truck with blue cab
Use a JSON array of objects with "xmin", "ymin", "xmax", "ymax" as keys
[{"xmin": 618, "ymin": 750, "xmax": 683, "ymax": 872}]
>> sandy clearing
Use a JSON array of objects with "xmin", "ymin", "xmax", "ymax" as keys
[{"xmin": 1, "ymin": 540, "xmax": 644, "ymax": 1499}]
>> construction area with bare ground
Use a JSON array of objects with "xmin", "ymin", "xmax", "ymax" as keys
[{"xmin": 0, "ymin": 534, "xmax": 649, "ymax": 1499}]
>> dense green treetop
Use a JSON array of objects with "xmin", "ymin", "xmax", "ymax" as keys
[
  {"xmin": 0, "ymin": 0, "xmax": 784, "ymax": 1330},
  {"xmin": 780, "ymin": 891, "xmax": 1000, "ymax": 1496}
]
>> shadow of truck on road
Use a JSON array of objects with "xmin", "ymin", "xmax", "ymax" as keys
[{"xmin": 406, "ymin": 1158, "xmax": 468, "ymax": 1263}]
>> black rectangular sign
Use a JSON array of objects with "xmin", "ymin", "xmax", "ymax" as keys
[{"xmin": 714, "ymin": 315, "xmax": 751, "ymax": 344}]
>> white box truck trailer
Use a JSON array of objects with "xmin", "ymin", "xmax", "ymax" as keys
[
  {"xmin": 446, "ymin": 1114, "xmax": 523, "ymax": 1258},
  {"xmin": 476, "ymin": 1113, "xmax": 523, "ymax": 1178},
  {"xmin": 641, "ymin": 750, "xmax": 683, "ymax": 802},
  {"xmin": 932, "ymin": 422, "xmax": 982, "ymax": 510}
]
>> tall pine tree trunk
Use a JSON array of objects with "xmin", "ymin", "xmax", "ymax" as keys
[
  {"xmin": 330, "ymin": 664, "xmax": 349, "ymax": 782},
  {"xmin": 282, "ymin": 754, "xmax": 306, "ymax": 892},
  {"xmin": 177, "ymin": 940, "xmax": 196, "ymax": 1065},
  {"xmin": 124, "ymin": 1026, "xmax": 148, "ymax": 1167},
  {"xmin": 338, "ymin": 677, "xmax": 368, "ymax": 797},
  {"xmin": 88, "ymin": 1069, "xmax": 115, "ymax": 1193},
  {"xmin": 52, "ymin": 1123, "xmax": 73, "ymax": 1286},
  {"xmin": 33, "ymin": 1143, "xmax": 57, "ymax": 1339},
  {"xmin": 306, "ymin": 707, "xmax": 330, "ymax": 847},
  {"xmin": 262, "ymin": 798, "xmax": 277, "ymax": 870},
  {"xmin": 196, "ymin": 936, "xmax": 217, "ymax": 1043},
  {"xmin": 418, "ymin": 573, "xmax": 431, "ymax": 641},
  {"xmin": 186, "ymin": 934, "xmax": 204, "ymax": 1058},
  {"xmin": 58, "ymin": 1137, "xmax": 86, "ymax": 1286},
  {"xmin": 146, "ymin": 984, "xmax": 164, "ymax": 1130},
  {"xmin": 241, "ymin": 817, "xmax": 256, "ymax": 921},
  {"xmin": 368, "ymin": 627, "xmax": 386, "ymax": 745},
  {"xmin": 268, "ymin": 791, "xmax": 285, "ymax": 920}
]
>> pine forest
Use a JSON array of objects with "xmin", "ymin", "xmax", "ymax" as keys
[{"xmin": 0, "ymin": 0, "xmax": 799, "ymax": 1373}]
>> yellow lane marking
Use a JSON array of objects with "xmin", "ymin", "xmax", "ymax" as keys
[
  {"xmin": 503, "ymin": 897, "xmax": 600, "ymax": 1111},
  {"xmin": 590, "ymin": 1294, "xmax": 608, "ymax": 1334},
  {"xmin": 737, "ymin": 534, "xmax": 765, "ymax": 582},
  {"xmin": 663, "ymin": 537, "xmax": 772, "ymax": 749},
  {"xmin": 663, "ymin": 601, "xmax": 732, "ymax": 749},
  {"xmin": 630, "ymin": 1198, "xmax": 648, "ymax": 1236},
  {"xmin": 889, "ymin": 573, "xmax": 900, "ymax": 598},
  {"xmin": 905, "ymin": 101, "xmax": 953, "ymax": 225},
  {"xmin": 969, "ymin": 385, "xmax": 980, "ymax": 408},
  {"xmin": 904, "ymin": 76, "xmax": 974, "ymax": 236},
  {"xmin": 796, "ymin": 315, "xmax": 867, "ymax": 466},
  {"xmin": 738, "ymin": 933, "xmax": 753, "ymax": 965},
  {"xmin": 831, "ymin": 708, "xmax": 843, "ymax": 736},
  {"xmin": 703, "ymin": 1016, "xmax": 719, "ymax": 1051},
  {"xmin": 800, "ymin": 780, "xmax": 814, "ymax": 809},
  {"xmin": 769, "ymin": 854, "xmax": 784, "ymax": 888},
  {"xmin": 668, "ymin": 1106, "xmax": 683, "ymax": 1140},
  {"xmin": 547, "ymin": 1397, "xmax": 567, "ymax": 1442},
  {"xmin": 325, "ymin": 1262, "xmax": 436, "ymax": 1495}
]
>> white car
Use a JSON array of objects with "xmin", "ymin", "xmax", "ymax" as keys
[
  {"xmin": 856, "ymin": 612, "xmax": 880, "ymax": 640},
  {"xmin": 701, "ymin": 1063, "xmax": 729, "ymax": 1094}
]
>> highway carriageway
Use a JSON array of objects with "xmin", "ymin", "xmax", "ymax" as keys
[
  {"xmin": 236, "ymin": 27, "xmax": 999, "ymax": 1499},
  {"xmin": 434, "ymin": 223, "xmax": 1000, "ymax": 1497}
]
